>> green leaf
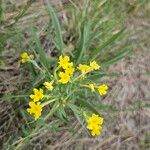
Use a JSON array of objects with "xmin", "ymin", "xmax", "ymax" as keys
[
  {"xmin": 102, "ymin": 47, "xmax": 130, "ymax": 67},
  {"xmin": 56, "ymin": 107, "xmax": 68, "ymax": 123},
  {"xmin": 68, "ymin": 104, "xmax": 85, "ymax": 127},
  {"xmin": 76, "ymin": 20, "xmax": 92, "ymax": 64},
  {"xmin": 44, "ymin": 101, "xmax": 60, "ymax": 121},
  {"xmin": 95, "ymin": 102, "xmax": 117, "ymax": 113},
  {"xmin": 0, "ymin": 0, "xmax": 3, "ymax": 22},
  {"xmin": 92, "ymin": 28, "xmax": 125, "ymax": 60},
  {"xmin": 88, "ymin": 71, "xmax": 119, "ymax": 80},
  {"xmin": 47, "ymin": 2, "xmax": 65, "ymax": 54},
  {"xmin": 31, "ymin": 27, "xmax": 50, "ymax": 75},
  {"xmin": 78, "ymin": 98, "xmax": 99, "ymax": 115},
  {"xmin": 68, "ymin": 103, "xmax": 81, "ymax": 114}
]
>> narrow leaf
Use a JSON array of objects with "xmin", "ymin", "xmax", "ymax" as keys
[
  {"xmin": 76, "ymin": 20, "xmax": 92, "ymax": 64},
  {"xmin": 31, "ymin": 27, "xmax": 50, "ymax": 73},
  {"xmin": 47, "ymin": 2, "xmax": 65, "ymax": 54},
  {"xmin": 102, "ymin": 47, "xmax": 130, "ymax": 67},
  {"xmin": 88, "ymin": 71, "xmax": 119, "ymax": 80},
  {"xmin": 79, "ymin": 98, "xmax": 99, "ymax": 115},
  {"xmin": 92, "ymin": 28, "xmax": 125, "ymax": 60}
]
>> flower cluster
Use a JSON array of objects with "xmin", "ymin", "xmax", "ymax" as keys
[
  {"xmin": 43, "ymin": 81, "xmax": 54, "ymax": 91},
  {"xmin": 58, "ymin": 55, "xmax": 75, "ymax": 84},
  {"xmin": 87, "ymin": 84, "xmax": 108, "ymax": 95},
  {"xmin": 87, "ymin": 114, "xmax": 104, "ymax": 136},
  {"xmin": 21, "ymin": 52, "xmax": 33, "ymax": 63},
  {"xmin": 27, "ymin": 88, "xmax": 44, "ymax": 120},
  {"xmin": 78, "ymin": 61, "xmax": 100, "ymax": 77},
  {"xmin": 22, "ymin": 53, "xmax": 109, "ymax": 136}
]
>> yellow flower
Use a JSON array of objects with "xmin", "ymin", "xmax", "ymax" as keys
[
  {"xmin": 77, "ymin": 64, "xmax": 91, "ymax": 74},
  {"xmin": 27, "ymin": 101, "xmax": 42, "ymax": 120},
  {"xmin": 21, "ymin": 52, "xmax": 33, "ymax": 63},
  {"xmin": 58, "ymin": 55, "xmax": 71, "ymax": 69},
  {"xmin": 65, "ymin": 64, "xmax": 75, "ymax": 76},
  {"xmin": 90, "ymin": 61, "xmax": 100, "ymax": 70},
  {"xmin": 97, "ymin": 84, "xmax": 108, "ymax": 95},
  {"xmin": 30, "ymin": 88, "xmax": 44, "ymax": 102},
  {"xmin": 87, "ymin": 114, "xmax": 104, "ymax": 136},
  {"xmin": 91, "ymin": 125, "xmax": 102, "ymax": 136},
  {"xmin": 65, "ymin": 67, "xmax": 74, "ymax": 76},
  {"xmin": 66, "ymin": 62, "xmax": 73, "ymax": 69},
  {"xmin": 87, "ymin": 114, "xmax": 104, "ymax": 127},
  {"xmin": 88, "ymin": 84, "xmax": 95, "ymax": 92},
  {"xmin": 43, "ymin": 81, "xmax": 54, "ymax": 91},
  {"xmin": 58, "ymin": 71, "xmax": 70, "ymax": 84}
]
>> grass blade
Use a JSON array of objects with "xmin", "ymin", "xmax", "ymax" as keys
[
  {"xmin": 31, "ymin": 27, "xmax": 49, "ymax": 72},
  {"xmin": 68, "ymin": 103, "xmax": 85, "ymax": 127},
  {"xmin": 79, "ymin": 98, "xmax": 100, "ymax": 115},
  {"xmin": 0, "ymin": 0, "xmax": 3, "ymax": 22},
  {"xmin": 47, "ymin": 2, "xmax": 65, "ymax": 54},
  {"xmin": 102, "ymin": 47, "xmax": 131, "ymax": 67},
  {"xmin": 92, "ymin": 28, "xmax": 125, "ymax": 60},
  {"xmin": 88, "ymin": 71, "xmax": 119, "ymax": 81},
  {"xmin": 76, "ymin": 20, "xmax": 92, "ymax": 64}
]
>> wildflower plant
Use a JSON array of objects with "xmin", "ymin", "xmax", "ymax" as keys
[
  {"xmin": 18, "ymin": 0, "xmax": 130, "ymax": 143},
  {"xmin": 21, "ymin": 53, "xmax": 108, "ymax": 136}
]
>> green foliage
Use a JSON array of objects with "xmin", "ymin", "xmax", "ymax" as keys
[
  {"xmin": 47, "ymin": 2, "xmax": 65, "ymax": 54},
  {"xmin": 64, "ymin": 0, "xmax": 128, "ymax": 65},
  {"xmin": 31, "ymin": 27, "xmax": 50, "ymax": 72},
  {"xmin": 0, "ymin": 0, "xmax": 3, "ymax": 22}
]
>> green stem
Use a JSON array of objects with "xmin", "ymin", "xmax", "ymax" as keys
[
  {"xmin": 41, "ymin": 98, "xmax": 57, "ymax": 107},
  {"xmin": 72, "ymin": 72, "xmax": 87, "ymax": 82},
  {"xmin": 54, "ymin": 65, "xmax": 61, "ymax": 81},
  {"xmin": 44, "ymin": 102, "xmax": 60, "ymax": 121},
  {"xmin": 44, "ymin": 95, "xmax": 54, "ymax": 99},
  {"xmin": 83, "ymin": 111, "xmax": 89, "ymax": 120},
  {"xmin": 30, "ymin": 60, "xmax": 44, "ymax": 73}
]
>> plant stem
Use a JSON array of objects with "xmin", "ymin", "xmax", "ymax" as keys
[{"xmin": 41, "ymin": 98, "xmax": 57, "ymax": 107}]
